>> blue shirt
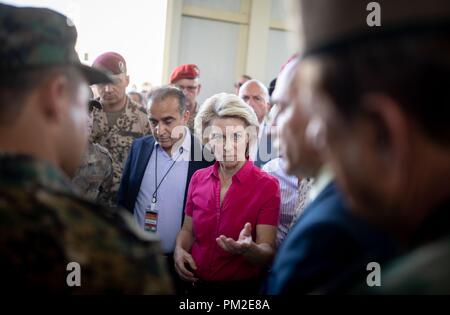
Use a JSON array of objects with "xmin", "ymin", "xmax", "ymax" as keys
[{"xmin": 134, "ymin": 130, "xmax": 190, "ymax": 253}]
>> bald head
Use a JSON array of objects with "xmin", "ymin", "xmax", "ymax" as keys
[{"xmin": 239, "ymin": 79, "xmax": 270, "ymax": 124}]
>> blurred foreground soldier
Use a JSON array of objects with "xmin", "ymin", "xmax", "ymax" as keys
[
  {"xmin": 91, "ymin": 52, "xmax": 151, "ymax": 206},
  {"xmin": 0, "ymin": 4, "xmax": 172, "ymax": 294},
  {"xmin": 295, "ymin": 0, "xmax": 450, "ymax": 293},
  {"xmin": 72, "ymin": 97, "xmax": 113, "ymax": 206}
]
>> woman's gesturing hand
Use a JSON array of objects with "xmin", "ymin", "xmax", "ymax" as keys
[{"xmin": 216, "ymin": 222, "xmax": 253, "ymax": 255}]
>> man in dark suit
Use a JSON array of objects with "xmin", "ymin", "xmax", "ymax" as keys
[
  {"xmin": 266, "ymin": 181, "xmax": 398, "ymax": 294},
  {"xmin": 264, "ymin": 58, "xmax": 399, "ymax": 294},
  {"xmin": 118, "ymin": 86, "xmax": 213, "ymax": 257}
]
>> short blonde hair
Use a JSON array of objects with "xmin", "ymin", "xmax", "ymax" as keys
[{"xmin": 194, "ymin": 93, "xmax": 260, "ymax": 150}]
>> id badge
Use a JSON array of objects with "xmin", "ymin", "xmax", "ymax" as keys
[{"xmin": 144, "ymin": 202, "xmax": 158, "ymax": 233}]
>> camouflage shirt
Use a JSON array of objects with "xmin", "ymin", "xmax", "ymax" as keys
[
  {"xmin": 72, "ymin": 141, "xmax": 113, "ymax": 207},
  {"xmin": 0, "ymin": 153, "xmax": 172, "ymax": 294},
  {"xmin": 91, "ymin": 97, "xmax": 151, "ymax": 206}
]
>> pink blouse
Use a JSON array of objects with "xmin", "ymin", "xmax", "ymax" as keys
[{"xmin": 185, "ymin": 160, "xmax": 280, "ymax": 281}]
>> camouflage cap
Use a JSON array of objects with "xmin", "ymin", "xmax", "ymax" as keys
[{"xmin": 0, "ymin": 3, "xmax": 112, "ymax": 85}]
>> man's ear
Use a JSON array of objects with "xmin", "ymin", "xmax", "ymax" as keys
[
  {"xmin": 265, "ymin": 100, "xmax": 271, "ymax": 112},
  {"xmin": 183, "ymin": 109, "xmax": 191, "ymax": 124},
  {"xmin": 197, "ymin": 84, "xmax": 201, "ymax": 95},
  {"xmin": 38, "ymin": 73, "xmax": 69, "ymax": 124},
  {"xmin": 125, "ymin": 75, "xmax": 130, "ymax": 87},
  {"xmin": 361, "ymin": 93, "xmax": 412, "ymax": 177}
]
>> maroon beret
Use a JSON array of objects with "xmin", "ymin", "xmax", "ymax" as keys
[
  {"xmin": 169, "ymin": 64, "xmax": 200, "ymax": 83},
  {"xmin": 92, "ymin": 52, "xmax": 127, "ymax": 75}
]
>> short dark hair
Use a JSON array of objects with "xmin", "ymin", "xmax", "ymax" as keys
[
  {"xmin": 316, "ymin": 34, "xmax": 450, "ymax": 146},
  {"xmin": 0, "ymin": 66, "xmax": 83, "ymax": 125},
  {"xmin": 268, "ymin": 78, "xmax": 277, "ymax": 98},
  {"xmin": 149, "ymin": 85, "xmax": 186, "ymax": 114}
]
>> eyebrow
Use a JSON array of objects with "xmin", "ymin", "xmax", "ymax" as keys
[
  {"xmin": 150, "ymin": 116, "xmax": 176, "ymax": 122},
  {"xmin": 242, "ymin": 93, "xmax": 263, "ymax": 98},
  {"xmin": 176, "ymin": 84, "xmax": 197, "ymax": 88},
  {"xmin": 212, "ymin": 131, "xmax": 243, "ymax": 136}
]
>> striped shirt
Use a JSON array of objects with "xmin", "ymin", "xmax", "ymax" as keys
[{"xmin": 263, "ymin": 158, "xmax": 301, "ymax": 247}]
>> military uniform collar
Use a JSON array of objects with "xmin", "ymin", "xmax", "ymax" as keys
[{"xmin": 0, "ymin": 153, "xmax": 74, "ymax": 195}]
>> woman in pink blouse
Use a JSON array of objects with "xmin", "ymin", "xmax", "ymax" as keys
[{"xmin": 174, "ymin": 93, "xmax": 280, "ymax": 294}]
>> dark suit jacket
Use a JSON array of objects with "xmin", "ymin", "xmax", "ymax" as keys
[
  {"xmin": 265, "ymin": 182, "xmax": 399, "ymax": 294},
  {"xmin": 117, "ymin": 134, "xmax": 214, "ymax": 221},
  {"xmin": 254, "ymin": 124, "xmax": 277, "ymax": 168}
]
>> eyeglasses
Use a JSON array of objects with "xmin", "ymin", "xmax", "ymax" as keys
[{"xmin": 176, "ymin": 84, "xmax": 198, "ymax": 93}]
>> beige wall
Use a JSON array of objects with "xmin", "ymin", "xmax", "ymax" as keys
[
  {"xmin": 162, "ymin": 0, "xmax": 297, "ymax": 104},
  {"xmin": 3, "ymin": 0, "xmax": 296, "ymax": 96}
]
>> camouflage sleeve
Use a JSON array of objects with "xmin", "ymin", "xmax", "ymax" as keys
[
  {"xmin": 0, "ymin": 188, "xmax": 173, "ymax": 294},
  {"xmin": 43, "ymin": 192, "xmax": 174, "ymax": 294},
  {"xmin": 90, "ymin": 107, "xmax": 102, "ymax": 143},
  {"xmin": 138, "ymin": 106, "xmax": 152, "ymax": 136},
  {"xmin": 96, "ymin": 150, "xmax": 114, "ymax": 207}
]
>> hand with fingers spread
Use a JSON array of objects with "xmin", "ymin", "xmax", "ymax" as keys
[
  {"xmin": 174, "ymin": 247, "xmax": 198, "ymax": 282},
  {"xmin": 216, "ymin": 222, "xmax": 254, "ymax": 255}
]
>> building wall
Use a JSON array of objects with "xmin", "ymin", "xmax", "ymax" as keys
[
  {"xmin": 163, "ymin": 0, "xmax": 297, "ymax": 104},
  {"xmin": 3, "ymin": 0, "xmax": 169, "ymax": 92},
  {"xmin": 3, "ymin": 0, "xmax": 296, "ymax": 98}
]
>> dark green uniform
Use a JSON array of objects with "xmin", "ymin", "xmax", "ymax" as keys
[
  {"xmin": 0, "ymin": 3, "xmax": 172, "ymax": 294},
  {"xmin": 0, "ymin": 154, "xmax": 172, "ymax": 294}
]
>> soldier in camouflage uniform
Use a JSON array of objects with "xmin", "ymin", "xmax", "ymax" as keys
[
  {"xmin": 0, "ymin": 3, "xmax": 172, "ymax": 294},
  {"xmin": 90, "ymin": 52, "xmax": 151, "ymax": 207},
  {"xmin": 72, "ymin": 99, "xmax": 114, "ymax": 207}
]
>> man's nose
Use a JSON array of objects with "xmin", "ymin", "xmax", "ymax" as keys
[
  {"xmin": 152, "ymin": 122, "xmax": 160, "ymax": 134},
  {"xmin": 104, "ymin": 84, "xmax": 113, "ymax": 92},
  {"xmin": 246, "ymin": 98, "xmax": 256, "ymax": 108},
  {"xmin": 156, "ymin": 124, "xmax": 168, "ymax": 136}
]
